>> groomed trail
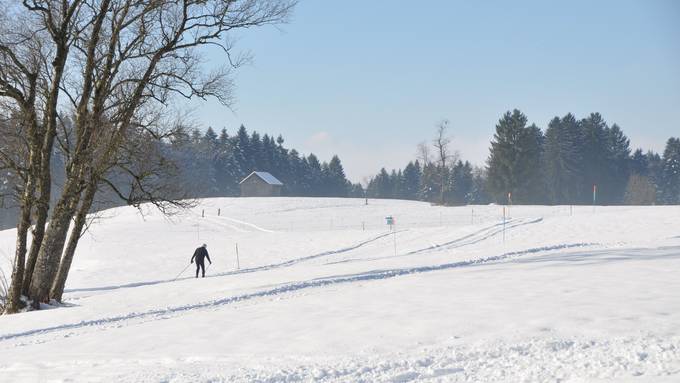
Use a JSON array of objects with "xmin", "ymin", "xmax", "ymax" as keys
[
  {"xmin": 1, "ymin": 198, "xmax": 679, "ymax": 382},
  {"xmin": 0, "ymin": 242, "xmax": 596, "ymax": 345}
]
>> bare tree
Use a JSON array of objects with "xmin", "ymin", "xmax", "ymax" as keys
[
  {"xmin": 433, "ymin": 120, "xmax": 452, "ymax": 205},
  {"xmin": 1, "ymin": 0, "xmax": 296, "ymax": 312},
  {"xmin": 50, "ymin": 115, "xmax": 192, "ymax": 302},
  {"xmin": 0, "ymin": 2, "xmax": 54, "ymax": 313},
  {"xmin": 16, "ymin": 0, "xmax": 296, "ymax": 308},
  {"xmin": 416, "ymin": 141, "xmax": 431, "ymax": 165}
]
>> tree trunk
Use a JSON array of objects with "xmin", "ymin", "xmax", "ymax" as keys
[
  {"xmin": 50, "ymin": 182, "xmax": 96, "ymax": 302},
  {"xmin": 22, "ymin": 156, "xmax": 51, "ymax": 295},
  {"xmin": 23, "ymin": 112, "xmax": 58, "ymax": 294},
  {"xmin": 440, "ymin": 170, "xmax": 445, "ymax": 206},
  {"xmin": 28, "ymin": 174, "xmax": 83, "ymax": 307},
  {"xmin": 22, "ymin": 207, "xmax": 47, "ymax": 295},
  {"xmin": 4, "ymin": 181, "xmax": 35, "ymax": 314}
]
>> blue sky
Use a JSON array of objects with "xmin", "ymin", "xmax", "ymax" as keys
[{"xmin": 190, "ymin": 0, "xmax": 680, "ymax": 182}]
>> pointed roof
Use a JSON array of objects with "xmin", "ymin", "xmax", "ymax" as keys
[{"xmin": 239, "ymin": 171, "xmax": 283, "ymax": 186}]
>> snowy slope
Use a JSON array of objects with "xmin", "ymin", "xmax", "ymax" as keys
[{"xmin": 0, "ymin": 198, "xmax": 679, "ymax": 382}]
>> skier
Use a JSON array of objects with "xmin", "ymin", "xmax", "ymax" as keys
[{"xmin": 190, "ymin": 243, "xmax": 212, "ymax": 278}]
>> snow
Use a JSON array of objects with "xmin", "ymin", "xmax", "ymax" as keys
[
  {"xmin": 1, "ymin": 198, "xmax": 679, "ymax": 382},
  {"xmin": 241, "ymin": 171, "xmax": 284, "ymax": 186}
]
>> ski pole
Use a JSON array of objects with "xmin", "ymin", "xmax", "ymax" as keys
[{"xmin": 173, "ymin": 263, "xmax": 191, "ymax": 281}]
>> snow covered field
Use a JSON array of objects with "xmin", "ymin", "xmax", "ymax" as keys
[{"xmin": 1, "ymin": 198, "xmax": 679, "ymax": 382}]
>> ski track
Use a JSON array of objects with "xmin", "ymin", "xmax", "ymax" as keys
[
  {"xmin": 64, "ymin": 218, "xmax": 537, "ymax": 298},
  {"xmin": 205, "ymin": 215, "xmax": 277, "ymax": 233},
  {"xmin": 325, "ymin": 217, "xmax": 542, "ymax": 265},
  {"xmin": 63, "ymin": 230, "xmax": 406, "ymax": 296},
  {"xmin": 0, "ymin": 242, "xmax": 595, "ymax": 345},
  {"xmin": 406, "ymin": 217, "xmax": 543, "ymax": 255},
  {"xmin": 63, "ymin": 217, "xmax": 532, "ymax": 297}
]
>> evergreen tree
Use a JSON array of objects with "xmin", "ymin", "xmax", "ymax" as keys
[
  {"xmin": 250, "ymin": 131, "xmax": 264, "ymax": 170},
  {"xmin": 579, "ymin": 113, "xmax": 611, "ymax": 204},
  {"xmin": 486, "ymin": 109, "xmax": 543, "ymax": 203},
  {"xmin": 389, "ymin": 170, "xmax": 401, "ymax": 199},
  {"xmin": 543, "ymin": 114, "xmax": 581, "ymax": 204},
  {"xmin": 419, "ymin": 162, "xmax": 438, "ymax": 202},
  {"xmin": 326, "ymin": 155, "xmax": 349, "ymax": 197},
  {"xmin": 630, "ymin": 149, "xmax": 649, "ymax": 176},
  {"xmin": 368, "ymin": 168, "xmax": 393, "ymax": 199},
  {"xmin": 348, "ymin": 183, "xmax": 365, "ymax": 198},
  {"xmin": 204, "ymin": 127, "xmax": 218, "ymax": 147},
  {"xmin": 470, "ymin": 166, "xmax": 491, "ymax": 204},
  {"xmin": 449, "ymin": 160, "xmax": 473, "ymax": 204},
  {"xmin": 261, "ymin": 134, "xmax": 276, "ymax": 172},
  {"xmin": 646, "ymin": 150, "xmax": 663, "ymax": 200},
  {"xmin": 235, "ymin": 125, "xmax": 251, "ymax": 174},
  {"xmin": 660, "ymin": 137, "xmax": 680, "ymax": 204},
  {"xmin": 605, "ymin": 124, "xmax": 631, "ymax": 204},
  {"xmin": 286, "ymin": 149, "xmax": 304, "ymax": 195},
  {"xmin": 218, "ymin": 128, "xmax": 229, "ymax": 148},
  {"xmin": 306, "ymin": 154, "xmax": 323, "ymax": 196},
  {"xmin": 402, "ymin": 161, "xmax": 422, "ymax": 200}
]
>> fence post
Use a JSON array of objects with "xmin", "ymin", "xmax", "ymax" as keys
[
  {"xmin": 235, "ymin": 243, "xmax": 240, "ymax": 270},
  {"xmin": 502, "ymin": 206, "xmax": 506, "ymax": 244}
]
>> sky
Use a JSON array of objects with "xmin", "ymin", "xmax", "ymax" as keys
[{"xmin": 189, "ymin": 0, "xmax": 680, "ymax": 183}]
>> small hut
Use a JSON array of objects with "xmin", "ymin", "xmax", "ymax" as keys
[{"xmin": 239, "ymin": 171, "xmax": 283, "ymax": 197}]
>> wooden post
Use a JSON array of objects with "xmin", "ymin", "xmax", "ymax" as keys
[
  {"xmin": 235, "ymin": 243, "xmax": 240, "ymax": 270},
  {"xmin": 218, "ymin": 208, "xmax": 221, "ymax": 216},
  {"xmin": 502, "ymin": 206, "xmax": 506, "ymax": 244},
  {"xmin": 202, "ymin": 209, "xmax": 205, "ymax": 218}
]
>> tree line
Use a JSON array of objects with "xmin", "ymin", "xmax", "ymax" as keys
[
  {"xmin": 365, "ymin": 110, "xmax": 680, "ymax": 206},
  {"xmin": 169, "ymin": 125, "xmax": 362, "ymax": 199}
]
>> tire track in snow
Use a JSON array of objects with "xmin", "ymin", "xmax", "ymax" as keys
[{"xmin": 0, "ymin": 242, "xmax": 595, "ymax": 344}]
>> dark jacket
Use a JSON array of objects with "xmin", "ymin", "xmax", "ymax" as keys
[{"xmin": 191, "ymin": 247, "xmax": 211, "ymax": 264}]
